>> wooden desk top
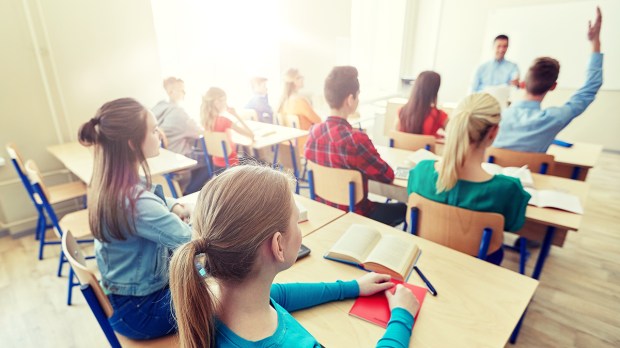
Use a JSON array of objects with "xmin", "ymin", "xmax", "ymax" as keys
[
  {"xmin": 547, "ymin": 142, "xmax": 603, "ymax": 168},
  {"xmin": 47, "ymin": 142, "xmax": 197, "ymax": 184},
  {"xmin": 177, "ymin": 193, "xmax": 345, "ymax": 237},
  {"xmin": 232, "ymin": 120, "xmax": 308, "ymax": 149},
  {"xmin": 374, "ymin": 145, "xmax": 589, "ymax": 231},
  {"xmin": 276, "ymin": 213, "xmax": 538, "ymax": 348}
]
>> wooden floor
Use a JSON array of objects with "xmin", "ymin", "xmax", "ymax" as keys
[{"xmin": 1, "ymin": 152, "xmax": 619, "ymax": 347}]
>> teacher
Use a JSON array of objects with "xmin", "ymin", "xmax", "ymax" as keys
[{"xmin": 472, "ymin": 34, "xmax": 520, "ymax": 92}]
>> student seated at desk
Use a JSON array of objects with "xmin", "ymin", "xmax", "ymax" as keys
[
  {"xmin": 245, "ymin": 76, "xmax": 274, "ymax": 124},
  {"xmin": 277, "ymin": 68, "xmax": 322, "ymax": 130},
  {"xmin": 493, "ymin": 7, "xmax": 603, "ymax": 153},
  {"xmin": 78, "ymin": 98, "xmax": 192, "ymax": 339},
  {"xmin": 169, "ymin": 165, "xmax": 419, "ymax": 347},
  {"xmin": 407, "ymin": 93, "xmax": 530, "ymax": 265},
  {"xmin": 305, "ymin": 66, "xmax": 407, "ymax": 226},
  {"xmin": 397, "ymin": 71, "xmax": 448, "ymax": 138},
  {"xmin": 201, "ymin": 87, "xmax": 254, "ymax": 169}
]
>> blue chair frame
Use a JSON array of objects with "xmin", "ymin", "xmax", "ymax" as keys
[
  {"xmin": 308, "ymin": 170, "xmax": 356, "ymax": 212},
  {"xmin": 81, "ymin": 284, "xmax": 122, "ymax": 347}
]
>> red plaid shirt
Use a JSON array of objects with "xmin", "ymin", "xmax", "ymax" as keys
[{"xmin": 304, "ymin": 116, "xmax": 394, "ymax": 216}]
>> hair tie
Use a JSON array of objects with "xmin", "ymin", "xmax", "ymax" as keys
[{"xmin": 90, "ymin": 118, "xmax": 100, "ymax": 127}]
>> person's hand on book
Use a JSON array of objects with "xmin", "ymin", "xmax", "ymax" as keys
[
  {"xmin": 386, "ymin": 284, "xmax": 420, "ymax": 317},
  {"xmin": 356, "ymin": 273, "xmax": 394, "ymax": 296}
]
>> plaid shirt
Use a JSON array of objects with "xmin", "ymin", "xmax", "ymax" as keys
[{"xmin": 304, "ymin": 116, "xmax": 394, "ymax": 216}]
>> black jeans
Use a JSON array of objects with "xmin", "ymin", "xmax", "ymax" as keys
[{"xmin": 367, "ymin": 202, "xmax": 407, "ymax": 227}]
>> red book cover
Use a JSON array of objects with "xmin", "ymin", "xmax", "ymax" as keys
[{"xmin": 349, "ymin": 279, "xmax": 426, "ymax": 328}]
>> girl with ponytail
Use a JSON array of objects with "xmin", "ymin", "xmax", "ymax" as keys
[
  {"xmin": 170, "ymin": 165, "xmax": 420, "ymax": 347},
  {"xmin": 277, "ymin": 68, "xmax": 322, "ymax": 130},
  {"xmin": 78, "ymin": 98, "xmax": 191, "ymax": 339},
  {"xmin": 406, "ymin": 93, "xmax": 530, "ymax": 265}
]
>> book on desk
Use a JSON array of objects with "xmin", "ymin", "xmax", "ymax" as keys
[{"xmin": 324, "ymin": 224, "xmax": 422, "ymax": 281}]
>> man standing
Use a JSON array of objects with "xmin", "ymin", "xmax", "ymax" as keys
[
  {"xmin": 152, "ymin": 77, "xmax": 209, "ymax": 194},
  {"xmin": 472, "ymin": 35, "xmax": 520, "ymax": 92}
]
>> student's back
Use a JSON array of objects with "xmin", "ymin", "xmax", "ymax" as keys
[{"xmin": 398, "ymin": 71, "xmax": 448, "ymax": 137}]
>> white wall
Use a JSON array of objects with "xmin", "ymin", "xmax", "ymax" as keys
[{"xmin": 413, "ymin": 0, "xmax": 620, "ymax": 151}]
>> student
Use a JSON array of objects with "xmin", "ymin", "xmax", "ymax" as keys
[
  {"xmin": 407, "ymin": 93, "xmax": 530, "ymax": 265},
  {"xmin": 201, "ymin": 87, "xmax": 254, "ymax": 169},
  {"xmin": 169, "ymin": 165, "xmax": 419, "ymax": 347},
  {"xmin": 152, "ymin": 77, "xmax": 210, "ymax": 194},
  {"xmin": 78, "ymin": 98, "xmax": 192, "ymax": 339},
  {"xmin": 397, "ymin": 71, "xmax": 448, "ymax": 137},
  {"xmin": 305, "ymin": 66, "xmax": 407, "ymax": 227},
  {"xmin": 245, "ymin": 76, "xmax": 274, "ymax": 124},
  {"xmin": 493, "ymin": 7, "xmax": 603, "ymax": 153},
  {"xmin": 277, "ymin": 68, "xmax": 322, "ymax": 130},
  {"xmin": 472, "ymin": 35, "xmax": 520, "ymax": 92}
]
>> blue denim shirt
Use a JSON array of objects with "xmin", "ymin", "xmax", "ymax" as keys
[
  {"xmin": 96, "ymin": 183, "xmax": 191, "ymax": 296},
  {"xmin": 472, "ymin": 58, "xmax": 520, "ymax": 92},
  {"xmin": 493, "ymin": 53, "xmax": 603, "ymax": 152}
]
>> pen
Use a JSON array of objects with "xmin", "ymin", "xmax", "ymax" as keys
[{"xmin": 414, "ymin": 266, "xmax": 437, "ymax": 296}]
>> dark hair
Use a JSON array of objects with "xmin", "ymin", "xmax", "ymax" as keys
[
  {"xmin": 78, "ymin": 98, "xmax": 151, "ymax": 242},
  {"xmin": 494, "ymin": 34, "xmax": 509, "ymax": 42},
  {"xmin": 324, "ymin": 66, "xmax": 360, "ymax": 109},
  {"xmin": 525, "ymin": 57, "xmax": 560, "ymax": 95},
  {"xmin": 399, "ymin": 71, "xmax": 441, "ymax": 134}
]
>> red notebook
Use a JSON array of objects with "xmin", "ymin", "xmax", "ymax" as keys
[{"xmin": 349, "ymin": 279, "xmax": 426, "ymax": 328}]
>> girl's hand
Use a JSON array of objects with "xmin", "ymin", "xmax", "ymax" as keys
[
  {"xmin": 357, "ymin": 272, "xmax": 394, "ymax": 296},
  {"xmin": 386, "ymin": 284, "xmax": 420, "ymax": 317},
  {"xmin": 172, "ymin": 203, "xmax": 191, "ymax": 223}
]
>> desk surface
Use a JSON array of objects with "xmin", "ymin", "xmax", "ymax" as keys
[
  {"xmin": 47, "ymin": 142, "xmax": 197, "ymax": 184},
  {"xmin": 374, "ymin": 145, "xmax": 589, "ymax": 231},
  {"xmin": 276, "ymin": 213, "xmax": 538, "ymax": 347},
  {"xmin": 233, "ymin": 120, "xmax": 308, "ymax": 149},
  {"xmin": 177, "ymin": 193, "xmax": 345, "ymax": 237}
]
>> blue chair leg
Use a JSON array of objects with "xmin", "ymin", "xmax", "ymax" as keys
[
  {"xmin": 81, "ymin": 285, "xmax": 123, "ymax": 348},
  {"xmin": 519, "ymin": 237, "xmax": 528, "ymax": 275},
  {"xmin": 57, "ymin": 251, "xmax": 66, "ymax": 277},
  {"xmin": 35, "ymin": 212, "xmax": 44, "ymax": 240},
  {"xmin": 67, "ymin": 267, "xmax": 75, "ymax": 306},
  {"xmin": 510, "ymin": 309, "xmax": 527, "ymax": 344},
  {"xmin": 532, "ymin": 227, "xmax": 556, "ymax": 280}
]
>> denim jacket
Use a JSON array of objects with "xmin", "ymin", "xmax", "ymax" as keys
[{"xmin": 95, "ymin": 183, "xmax": 191, "ymax": 296}]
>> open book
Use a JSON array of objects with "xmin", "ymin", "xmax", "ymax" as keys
[
  {"xmin": 481, "ymin": 162, "xmax": 534, "ymax": 188},
  {"xmin": 524, "ymin": 188, "xmax": 584, "ymax": 214},
  {"xmin": 324, "ymin": 224, "xmax": 422, "ymax": 281}
]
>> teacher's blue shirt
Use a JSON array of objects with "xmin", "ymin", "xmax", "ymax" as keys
[
  {"xmin": 472, "ymin": 59, "xmax": 520, "ymax": 92},
  {"xmin": 493, "ymin": 53, "xmax": 603, "ymax": 153}
]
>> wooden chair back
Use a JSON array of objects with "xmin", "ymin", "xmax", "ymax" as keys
[
  {"xmin": 383, "ymin": 98, "xmax": 407, "ymax": 136},
  {"xmin": 238, "ymin": 108, "xmax": 258, "ymax": 121},
  {"xmin": 486, "ymin": 147, "xmax": 555, "ymax": 174},
  {"xmin": 6, "ymin": 142, "xmax": 28, "ymax": 174},
  {"xmin": 202, "ymin": 132, "xmax": 233, "ymax": 159},
  {"xmin": 306, "ymin": 160, "xmax": 364, "ymax": 209},
  {"xmin": 277, "ymin": 114, "xmax": 302, "ymax": 129},
  {"xmin": 389, "ymin": 130, "xmax": 436, "ymax": 152},
  {"xmin": 24, "ymin": 160, "xmax": 52, "ymax": 204},
  {"xmin": 407, "ymin": 193, "xmax": 504, "ymax": 257}
]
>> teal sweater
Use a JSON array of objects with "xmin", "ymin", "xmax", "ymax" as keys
[{"xmin": 215, "ymin": 281, "xmax": 414, "ymax": 347}]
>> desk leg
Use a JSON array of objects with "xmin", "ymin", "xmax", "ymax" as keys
[
  {"xmin": 163, "ymin": 174, "xmax": 179, "ymax": 199},
  {"xmin": 571, "ymin": 166, "xmax": 581, "ymax": 180},
  {"xmin": 510, "ymin": 307, "xmax": 528, "ymax": 344},
  {"xmin": 532, "ymin": 226, "xmax": 555, "ymax": 280},
  {"xmin": 272, "ymin": 144, "xmax": 280, "ymax": 168}
]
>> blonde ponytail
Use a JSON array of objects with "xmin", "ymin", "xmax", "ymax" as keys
[
  {"xmin": 437, "ymin": 93, "xmax": 501, "ymax": 192},
  {"xmin": 170, "ymin": 240, "xmax": 217, "ymax": 348}
]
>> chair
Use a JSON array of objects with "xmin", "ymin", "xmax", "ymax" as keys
[
  {"xmin": 388, "ymin": 130, "xmax": 436, "ymax": 152},
  {"xmin": 407, "ymin": 193, "xmax": 528, "ymax": 273},
  {"xmin": 238, "ymin": 108, "xmax": 258, "ymax": 121},
  {"xmin": 382, "ymin": 98, "xmax": 407, "ymax": 137},
  {"xmin": 199, "ymin": 132, "xmax": 233, "ymax": 176},
  {"xmin": 61, "ymin": 231, "xmax": 178, "ymax": 348},
  {"xmin": 276, "ymin": 114, "xmax": 307, "ymax": 191},
  {"xmin": 24, "ymin": 160, "xmax": 93, "ymax": 305},
  {"xmin": 5, "ymin": 143, "xmax": 86, "ymax": 256},
  {"xmin": 306, "ymin": 160, "xmax": 364, "ymax": 213},
  {"xmin": 486, "ymin": 147, "xmax": 555, "ymax": 174}
]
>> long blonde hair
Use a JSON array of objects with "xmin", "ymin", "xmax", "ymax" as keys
[
  {"xmin": 169, "ymin": 164, "xmax": 295, "ymax": 348},
  {"xmin": 437, "ymin": 93, "xmax": 501, "ymax": 192},
  {"xmin": 200, "ymin": 87, "xmax": 226, "ymax": 131},
  {"xmin": 277, "ymin": 68, "xmax": 300, "ymax": 114}
]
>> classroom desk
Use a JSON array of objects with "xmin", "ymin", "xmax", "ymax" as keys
[
  {"xmin": 177, "ymin": 193, "xmax": 345, "ymax": 237},
  {"xmin": 275, "ymin": 213, "xmax": 538, "ymax": 348},
  {"xmin": 372, "ymin": 145, "xmax": 590, "ymax": 279},
  {"xmin": 435, "ymin": 141, "xmax": 603, "ymax": 181},
  {"xmin": 47, "ymin": 142, "xmax": 197, "ymax": 191}
]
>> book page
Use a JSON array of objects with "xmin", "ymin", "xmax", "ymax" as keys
[
  {"xmin": 327, "ymin": 224, "xmax": 381, "ymax": 264},
  {"xmin": 538, "ymin": 190, "xmax": 584, "ymax": 214},
  {"xmin": 364, "ymin": 235, "xmax": 419, "ymax": 280},
  {"xmin": 408, "ymin": 149, "xmax": 440, "ymax": 164},
  {"xmin": 482, "ymin": 163, "xmax": 534, "ymax": 188}
]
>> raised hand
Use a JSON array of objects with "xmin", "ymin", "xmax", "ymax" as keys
[{"xmin": 587, "ymin": 6, "xmax": 602, "ymax": 43}]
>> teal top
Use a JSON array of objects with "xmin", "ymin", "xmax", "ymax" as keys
[
  {"xmin": 215, "ymin": 281, "xmax": 414, "ymax": 347},
  {"xmin": 407, "ymin": 160, "xmax": 530, "ymax": 232}
]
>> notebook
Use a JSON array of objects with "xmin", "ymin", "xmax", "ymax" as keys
[{"xmin": 349, "ymin": 279, "xmax": 426, "ymax": 328}]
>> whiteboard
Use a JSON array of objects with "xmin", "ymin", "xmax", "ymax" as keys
[{"xmin": 484, "ymin": 0, "xmax": 619, "ymax": 90}]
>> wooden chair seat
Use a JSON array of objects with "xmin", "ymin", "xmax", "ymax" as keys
[{"xmin": 48, "ymin": 180, "xmax": 87, "ymax": 204}]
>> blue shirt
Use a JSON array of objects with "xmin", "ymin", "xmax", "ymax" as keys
[
  {"xmin": 493, "ymin": 53, "xmax": 603, "ymax": 152},
  {"xmin": 96, "ymin": 182, "xmax": 191, "ymax": 296},
  {"xmin": 472, "ymin": 59, "xmax": 520, "ymax": 92},
  {"xmin": 215, "ymin": 281, "xmax": 415, "ymax": 347},
  {"xmin": 245, "ymin": 94, "xmax": 274, "ymax": 124}
]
